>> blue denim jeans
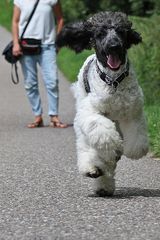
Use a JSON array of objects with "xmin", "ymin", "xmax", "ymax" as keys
[{"xmin": 20, "ymin": 44, "xmax": 58, "ymax": 116}]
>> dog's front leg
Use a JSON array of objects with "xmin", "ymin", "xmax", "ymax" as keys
[
  {"xmin": 75, "ymin": 135, "xmax": 106, "ymax": 178},
  {"xmin": 74, "ymin": 99, "xmax": 123, "ymax": 178},
  {"xmin": 75, "ymin": 99, "xmax": 123, "ymax": 151},
  {"xmin": 95, "ymin": 160, "xmax": 117, "ymax": 197},
  {"xmin": 119, "ymin": 112, "xmax": 149, "ymax": 159}
]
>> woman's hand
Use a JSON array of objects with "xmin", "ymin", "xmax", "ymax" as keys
[{"xmin": 12, "ymin": 42, "xmax": 22, "ymax": 56}]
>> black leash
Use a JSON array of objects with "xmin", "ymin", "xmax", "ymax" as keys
[
  {"xmin": 11, "ymin": 0, "xmax": 40, "ymax": 84},
  {"xmin": 11, "ymin": 63, "xmax": 19, "ymax": 84},
  {"xmin": 83, "ymin": 59, "xmax": 94, "ymax": 93}
]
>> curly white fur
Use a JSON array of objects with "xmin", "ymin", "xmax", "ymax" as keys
[{"xmin": 72, "ymin": 54, "xmax": 149, "ymax": 196}]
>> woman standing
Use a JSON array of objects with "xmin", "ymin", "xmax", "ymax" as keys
[{"xmin": 12, "ymin": 0, "xmax": 68, "ymax": 128}]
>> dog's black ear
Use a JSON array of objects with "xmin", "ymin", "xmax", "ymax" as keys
[
  {"xmin": 126, "ymin": 29, "xmax": 142, "ymax": 48},
  {"xmin": 56, "ymin": 21, "xmax": 92, "ymax": 53}
]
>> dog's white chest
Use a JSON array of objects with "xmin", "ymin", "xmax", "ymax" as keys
[
  {"xmin": 89, "ymin": 80, "xmax": 142, "ymax": 120},
  {"xmin": 76, "ymin": 55, "xmax": 144, "ymax": 121}
]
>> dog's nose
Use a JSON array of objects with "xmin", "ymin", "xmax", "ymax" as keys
[{"xmin": 109, "ymin": 43, "xmax": 121, "ymax": 51}]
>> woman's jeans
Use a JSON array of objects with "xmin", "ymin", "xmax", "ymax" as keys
[{"xmin": 20, "ymin": 44, "xmax": 58, "ymax": 116}]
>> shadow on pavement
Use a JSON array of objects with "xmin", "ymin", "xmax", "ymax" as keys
[
  {"xmin": 88, "ymin": 187, "xmax": 160, "ymax": 199},
  {"xmin": 114, "ymin": 187, "xmax": 160, "ymax": 198}
]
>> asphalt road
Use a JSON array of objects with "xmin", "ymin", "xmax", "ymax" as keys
[{"xmin": 0, "ymin": 26, "xmax": 160, "ymax": 240}]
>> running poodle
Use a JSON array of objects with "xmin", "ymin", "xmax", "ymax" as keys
[{"xmin": 56, "ymin": 11, "xmax": 149, "ymax": 196}]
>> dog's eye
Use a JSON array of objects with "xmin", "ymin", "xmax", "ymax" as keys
[
  {"xmin": 116, "ymin": 29, "xmax": 126, "ymax": 36},
  {"xmin": 95, "ymin": 31, "xmax": 105, "ymax": 38}
]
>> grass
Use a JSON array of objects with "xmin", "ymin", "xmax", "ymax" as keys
[
  {"xmin": 0, "ymin": 1, "xmax": 13, "ymax": 31},
  {"xmin": 145, "ymin": 106, "xmax": 160, "ymax": 157},
  {"xmin": 128, "ymin": 15, "xmax": 160, "ymax": 105},
  {"xmin": 57, "ymin": 48, "xmax": 93, "ymax": 82}
]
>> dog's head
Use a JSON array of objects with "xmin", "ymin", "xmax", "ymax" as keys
[{"xmin": 56, "ymin": 11, "xmax": 142, "ymax": 70}]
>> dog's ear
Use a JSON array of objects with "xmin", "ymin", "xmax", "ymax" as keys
[
  {"xmin": 56, "ymin": 21, "xmax": 92, "ymax": 53},
  {"xmin": 126, "ymin": 29, "xmax": 142, "ymax": 48}
]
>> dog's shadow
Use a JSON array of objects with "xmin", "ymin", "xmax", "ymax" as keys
[
  {"xmin": 114, "ymin": 187, "xmax": 160, "ymax": 198},
  {"xmin": 88, "ymin": 187, "xmax": 160, "ymax": 199}
]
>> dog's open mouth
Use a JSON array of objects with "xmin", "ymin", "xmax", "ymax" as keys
[{"xmin": 107, "ymin": 54, "xmax": 122, "ymax": 70}]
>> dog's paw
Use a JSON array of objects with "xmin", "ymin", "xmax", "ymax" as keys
[
  {"xmin": 85, "ymin": 166, "xmax": 104, "ymax": 178},
  {"xmin": 95, "ymin": 189, "xmax": 114, "ymax": 197}
]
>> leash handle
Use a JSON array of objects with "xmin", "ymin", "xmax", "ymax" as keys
[
  {"xmin": 11, "ymin": 0, "xmax": 40, "ymax": 85},
  {"xmin": 11, "ymin": 63, "xmax": 19, "ymax": 84}
]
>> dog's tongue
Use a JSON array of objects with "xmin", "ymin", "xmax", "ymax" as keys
[{"xmin": 107, "ymin": 54, "xmax": 121, "ymax": 70}]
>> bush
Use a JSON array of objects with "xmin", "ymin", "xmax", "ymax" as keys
[
  {"xmin": 129, "ymin": 15, "xmax": 160, "ymax": 105},
  {"xmin": 61, "ymin": 0, "xmax": 87, "ymax": 22},
  {"xmin": 61, "ymin": 0, "xmax": 160, "ymax": 23}
]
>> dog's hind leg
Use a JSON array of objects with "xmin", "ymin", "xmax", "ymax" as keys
[{"xmin": 119, "ymin": 112, "xmax": 149, "ymax": 159}]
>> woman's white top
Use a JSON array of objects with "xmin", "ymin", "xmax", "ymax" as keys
[{"xmin": 14, "ymin": 0, "xmax": 58, "ymax": 44}]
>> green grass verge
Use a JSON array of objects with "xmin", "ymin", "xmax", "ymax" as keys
[
  {"xmin": 57, "ymin": 48, "xmax": 93, "ymax": 82},
  {"xmin": 145, "ymin": 106, "xmax": 160, "ymax": 157},
  {"xmin": 128, "ymin": 15, "xmax": 160, "ymax": 105},
  {"xmin": 0, "ymin": 1, "xmax": 13, "ymax": 31}
]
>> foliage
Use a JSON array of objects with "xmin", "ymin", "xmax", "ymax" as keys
[
  {"xmin": 61, "ymin": 0, "xmax": 87, "ymax": 22},
  {"xmin": 129, "ymin": 15, "xmax": 160, "ymax": 105},
  {"xmin": 145, "ymin": 105, "xmax": 160, "ymax": 156},
  {"xmin": 129, "ymin": 0, "xmax": 154, "ymax": 16},
  {"xmin": 61, "ymin": 0, "xmax": 160, "ymax": 23},
  {"xmin": 0, "ymin": 1, "xmax": 13, "ymax": 31},
  {"xmin": 1, "ymin": 0, "xmax": 159, "ymax": 26}
]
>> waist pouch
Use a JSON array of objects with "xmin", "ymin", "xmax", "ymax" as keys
[{"xmin": 20, "ymin": 38, "xmax": 41, "ymax": 55}]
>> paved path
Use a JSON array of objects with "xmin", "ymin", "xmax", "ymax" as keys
[{"xmin": 0, "ymin": 26, "xmax": 160, "ymax": 240}]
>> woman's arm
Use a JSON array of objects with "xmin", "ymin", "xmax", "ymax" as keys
[
  {"xmin": 12, "ymin": 5, "xmax": 22, "ymax": 56},
  {"xmin": 53, "ymin": 0, "xmax": 64, "ymax": 34}
]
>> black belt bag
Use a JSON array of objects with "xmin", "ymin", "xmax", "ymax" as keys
[{"xmin": 20, "ymin": 38, "xmax": 42, "ymax": 55}]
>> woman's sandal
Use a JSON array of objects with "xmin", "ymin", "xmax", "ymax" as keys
[
  {"xmin": 27, "ymin": 119, "xmax": 44, "ymax": 128},
  {"xmin": 50, "ymin": 120, "xmax": 68, "ymax": 128}
]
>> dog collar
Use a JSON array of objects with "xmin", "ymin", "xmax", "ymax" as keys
[
  {"xmin": 96, "ymin": 60, "xmax": 130, "ymax": 88},
  {"xmin": 83, "ymin": 58, "xmax": 129, "ymax": 93}
]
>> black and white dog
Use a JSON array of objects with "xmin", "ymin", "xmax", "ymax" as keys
[{"xmin": 56, "ymin": 12, "xmax": 149, "ymax": 196}]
